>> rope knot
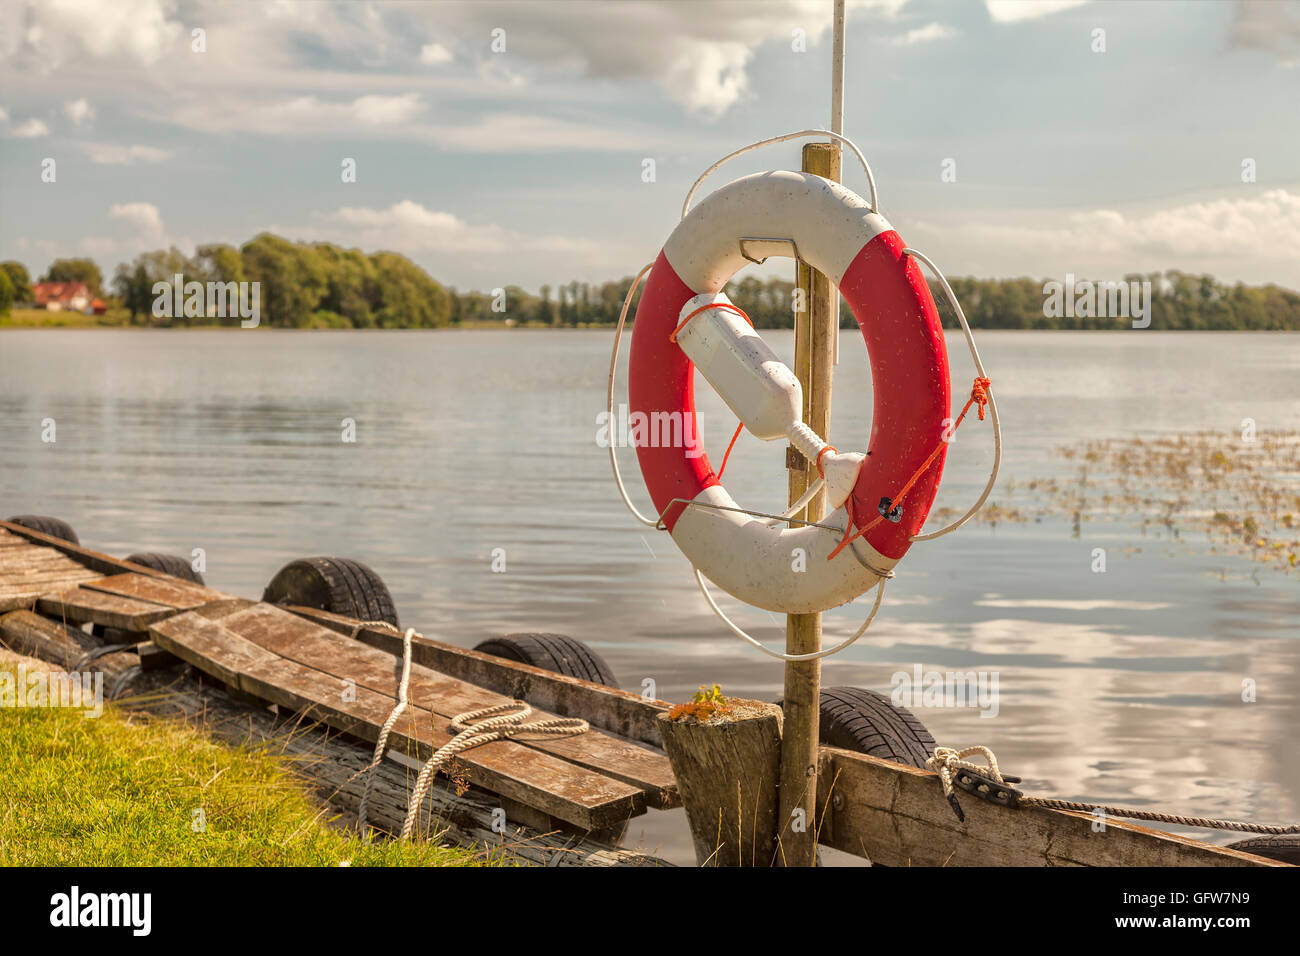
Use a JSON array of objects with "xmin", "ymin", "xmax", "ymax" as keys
[{"xmin": 971, "ymin": 376, "xmax": 992, "ymax": 421}]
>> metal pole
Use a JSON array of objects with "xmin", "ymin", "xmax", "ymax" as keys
[
  {"xmin": 832, "ymin": 0, "xmax": 846, "ymax": 136},
  {"xmin": 777, "ymin": 0, "xmax": 847, "ymax": 868}
]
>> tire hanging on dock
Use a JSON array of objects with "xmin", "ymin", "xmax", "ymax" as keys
[
  {"xmin": 778, "ymin": 686, "xmax": 935, "ymax": 768},
  {"xmin": 262, "ymin": 556, "xmax": 399, "ymax": 627},
  {"xmin": 6, "ymin": 514, "xmax": 79, "ymax": 545},
  {"xmin": 124, "ymin": 552, "xmax": 205, "ymax": 585},
  {"xmin": 473, "ymin": 633, "xmax": 618, "ymax": 688}
]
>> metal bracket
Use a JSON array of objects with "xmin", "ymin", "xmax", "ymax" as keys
[
  {"xmin": 952, "ymin": 767, "xmax": 1023, "ymax": 812},
  {"xmin": 738, "ymin": 237, "xmax": 802, "ymax": 266}
]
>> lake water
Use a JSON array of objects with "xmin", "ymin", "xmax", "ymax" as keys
[{"xmin": 1, "ymin": 328, "xmax": 1297, "ymax": 864}]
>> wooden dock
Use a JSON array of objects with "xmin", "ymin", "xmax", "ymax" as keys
[{"xmin": 0, "ymin": 519, "xmax": 1288, "ymax": 867}]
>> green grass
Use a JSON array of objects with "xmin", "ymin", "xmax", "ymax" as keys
[
  {"xmin": 1, "ymin": 307, "xmax": 132, "ymax": 327},
  {"xmin": 0, "ymin": 666, "xmax": 494, "ymax": 866}
]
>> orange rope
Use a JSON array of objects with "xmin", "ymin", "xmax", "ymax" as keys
[
  {"xmin": 716, "ymin": 422, "xmax": 745, "ymax": 479},
  {"xmin": 670, "ymin": 301, "xmax": 753, "ymax": 343},
  {"xmin": 815, "ymin": 444, "xmax": 838, "ymax": 479},
  {"xmin": 671, "ymin": 301, "xmax": 757, "ymax": 481},
  {"xmin": 827, "ymin": 377, "xmax": 991, "ymax": 561}
]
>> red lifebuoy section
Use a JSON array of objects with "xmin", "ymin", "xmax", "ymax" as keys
[
  {"xmin": 838, "ymin": 229, "xmax": 950, "ymax": 559},
  {"xmin": 628, "ymin": 250, "xmax": 717, "ymax": 530}
]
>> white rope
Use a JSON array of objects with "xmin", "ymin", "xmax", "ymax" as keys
[
  {"xmin": 681, "ymin": 129, "xmax": 879, "ymax": 218},
  {"xmin": 926, "ymin": 745, "xmax": 1007, "ymax": 801},
  {"xmin": 901, "ymin": 248, "xmax": 1002, "ymax": 542},
  {"xmin": 608, "ymin": 262, "xmax": 659, "ymax": 527},
  {"xmin": 401, "ymin": 701, "xmax": 588, "ymax": 841},
  {"xmin": 356, "ymin": 626, "xmax": 414, "ymax": 841},
  {"xmin": 694, "ymin": 565, "xmax": 887, "ymax": 662},
  {"xmin": 349, "ymin": 620, "xmax": 589, "ymax": 842}
]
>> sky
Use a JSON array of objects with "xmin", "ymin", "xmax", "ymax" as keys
[{"xmin": 1, "ymin": 0, "xmax": 1298, "ymax": 294}]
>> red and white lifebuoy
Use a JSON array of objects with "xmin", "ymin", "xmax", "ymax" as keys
[{"xmin": 627, "ymin": 169, "xmax": 951, "ymax": 615}]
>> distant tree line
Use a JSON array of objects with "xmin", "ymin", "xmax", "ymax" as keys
[{"xmin": 4, "ymin": 237, "xmax": 1298, "ymax": 331}]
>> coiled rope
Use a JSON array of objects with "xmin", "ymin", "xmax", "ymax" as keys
[
  {"xmin": 349, "ymin": 620, "xmax": 588, "ymax": 842},
  {"xmin": 928, "ymin": 746, "xmax": 1300, "ymax": 835}
]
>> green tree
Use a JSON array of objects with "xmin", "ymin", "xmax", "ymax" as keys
[
  {"xmin": 193, "ymin": 243, "xmax": 246, "ymax": 284},
  {"xmin": 313, "ymin": 243, "xmax": 378, "ymax": 327},
  {"xmin": 112, "ymin": 261, "xmax": 153, "ymax": 324},
  {"xmin": 0, "ymin": 270, "xmax": 14, "ymax": 317},
  {"xmin": 239, "ymin": 234, "xmax": 327, "ymax": 327},
  {"xmin": 0, "ymin": 261, "xmax": 32, "ymax": 303},
  {"xmin": 42, "ymin": 258, "xmax": 104, "ymax": 296},
  {"xmin": 370, "ymin": 251, "xmax": 451, "ymax": 328}
]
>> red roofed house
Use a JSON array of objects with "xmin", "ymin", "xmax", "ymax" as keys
[{"xmin": 33, "ymin": 281, "xmax": 93, "ymax": 312}]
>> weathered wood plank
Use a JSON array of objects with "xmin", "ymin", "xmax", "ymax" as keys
[
  {"xmin": 816, "ymin": 747, "xmax": 1285, "ymax": 867},
  {"xmin": 0, "ymin": 571, "xmax": 105, "ymax": 611},
  {"xmin": 149, "ymin": 612, "xmax": 281, "ymax": 686},
  {"xmin": 0, "ymin": 564, "xmax": 101, "ymax": 583},
  {"xmin": 0, "ymin": 607, "xmax": 102, "ymax": 668},
  {"xmin": 0, "ymin": 551, "xmax": 96, "ymax": 572},
  {"xmin": 218, "ymin": 603, "xmax": 676, "ymax": 807},
  {"xmin": 80, "ymin": 572, "xmax": 231, "ymax": 609},
  {"xmin": 149, "ymin": 610, "xmax": 647, "ymax": 831},
  {"xmin": 287, "ymin": 605, "xmax": 671, "ymax": 747},
  {"xmin": 0, "ymin": 520, "xmax": 168, "ymax": 578},
  {"xmin": 37, "ymin": 587, "xmax": 187, "ymax": 632}
]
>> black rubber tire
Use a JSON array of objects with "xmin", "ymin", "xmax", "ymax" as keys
[
  {"xmin": 781, "ymin": 686, "xmax": 936, "ymax": 768},
  {"xmin": 262, "ymin": 557, "xmax": 398, "ymax": 627},
  {"xmin": 6, "ymin": 514, "xmax": 79, "ymax": 545},
  {"xmin": 1225, "ymin": 835, "xmax": 1300, "ymax": 865},
  {"xmin": 123, "ymin": 552, "xmax": 205, "ymax": 585},
  {"xmin": 473, "ymin": 633, "xmax": 617, "ymax": 687}
]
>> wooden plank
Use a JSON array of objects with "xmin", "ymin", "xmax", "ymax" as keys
[
  {"xmin": 0, "ymin": 551, "xmax": 95, "ymax": 571},
  {"xmin": 149, "ymin": 610, "xmax": 647, "ymax": 831},
  {"xmin": 218, "ymin": 603, "xmax": 676, "ymax": 806},
  {"xmin": 0, "ymin": 569, "xmax": 101, "ymax": 594},
  {"xmin": 79, "ymin": 572, "xmax": 231, "ymax": 609},
  {"xmin": 0, "ymin": 576, "xmax": 103, "ymax": 595},
  {"xmin": 0, "ymin": 520, "xmax": 167, "ymax": 578},
  {"xmin": 37, "ymin": 587, "xmax": 187, "ymax": 632},
  {"xmin": 149, "ymin": 612, "xmax": 280, "ymax": 687},
  {"xmin": 816, "ymin": 747, "xmax": 1286, "ymax": 867},
  {"xmin": 286, "ymin": 605, "xmax": 671, "ymax": 747}
]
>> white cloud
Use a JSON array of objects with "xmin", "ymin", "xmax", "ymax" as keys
[
  {"xmin": 63, "ymin": 97, "xmax": 94, "ymax": 124},
  {"xmin": 413, "ymin": 0, "xmax": 908, "ymax": 118},
  {"xmin": 10, "ymin": 0, "xmax": 183, "ymax": 68},
  {"xmin": 912, "ymin": 189, "xmax": 1300, "ymax": 286},
  {"xmin": 419, "ymin": 42, "xmax": 452, "ymax": 65},
  {"xmin": 985, "ymin": 0, "xmax": 1089, "ymax": 24},
  {"xmin": 0, "ymin": 106, "xmax": 8, "ymax": 122},
  {"xmin": 84, "ymin": 142, "xmax": 171, "ymax": 164},
  {"xmin": 323, "ymin": 200, "xmax": 596, "ymax": 256},
  {"xmin": 110, "ymin": 201, "xmax": 167, "ymax": 242},
  {"xmin": 350, "ymin": 93, "xmax": 424, "ymax": 125},
  {"xmin": 1231, "ymin": 0, "xmax": 1300, "ymax": 67},
  {"xmin": 891, "ymin": 23, "xmax": 956, "ymax": 46},
  {"xmin": 10, "ymin": 117, "xmax": 49, "ymax": 138}
]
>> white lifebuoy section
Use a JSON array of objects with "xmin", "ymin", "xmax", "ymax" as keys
[{"xmin": 628, "ymin": 170, "xmax": 952, "ymax": 615}]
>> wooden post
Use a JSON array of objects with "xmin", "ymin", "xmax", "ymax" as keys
[
  {"xmin": 777, "ymin": 141, "xmax": 842, "ymax": 867},
  {"xmin": 657, "ymin": 701, "xmax": 783, "ymax": 867}
]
